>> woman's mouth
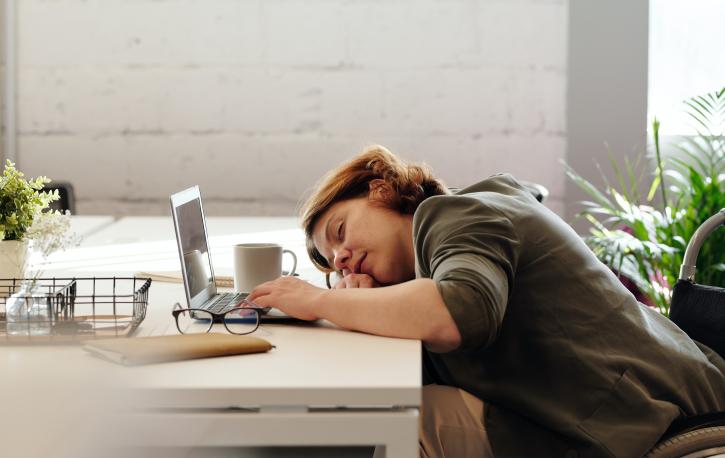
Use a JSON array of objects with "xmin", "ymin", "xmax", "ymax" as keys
[{"xmin": 355, "ymin": 253, "xmax": 367, "ymax": 275}]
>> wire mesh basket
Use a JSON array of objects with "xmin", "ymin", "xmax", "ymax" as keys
[{"xmin": 0, "ymin": 277, "xmax": 151, "ymax": 344}]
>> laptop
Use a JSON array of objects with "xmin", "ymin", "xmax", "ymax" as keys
[{"xmin": 170, "ymin": 186, "xmax": 299, "ymax": 322}]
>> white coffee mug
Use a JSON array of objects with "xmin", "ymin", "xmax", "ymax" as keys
[{"xmin": 233, "ymin": 243, "xmax": 298, "ymax": 293}]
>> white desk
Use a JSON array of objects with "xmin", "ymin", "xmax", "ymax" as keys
[
  {"xmin": 3, "ymin": 217, "xmax": 421, "ymax": 457},
  {"xmin": 69, "ymin": 215, "xmax": 115, "ymax": 238}
]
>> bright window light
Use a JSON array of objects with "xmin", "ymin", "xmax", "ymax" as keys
[{"xmin": 648, "ymin": 0, "xmax": 725, "ymax": 135}]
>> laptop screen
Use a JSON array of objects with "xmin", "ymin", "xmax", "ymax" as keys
[{"xmin": 175, "ymin": 197, "xmax": 214, "ymax": 299}]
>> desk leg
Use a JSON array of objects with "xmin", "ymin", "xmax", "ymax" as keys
[
  {"xmin": 368, "ymin": 410, "xmax": 419, "ymax": 458},
  {"xmin": 121, "ymin": 408, "xmax": 419, "ymax": 458}
]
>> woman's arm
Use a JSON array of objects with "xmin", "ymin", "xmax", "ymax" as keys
[
  {"xmin": 321, "ymin": 278, "xmax": 462, "ymax": 353},
  {"xmin": 247, "ymin": 277, "xmax": 462, "ymax": 353}
]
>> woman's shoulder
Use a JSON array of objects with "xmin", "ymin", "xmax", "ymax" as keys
[
  {"xmin": 412, "ymin": 183, "xmax": 521, "ymax": 246},
  {"xmin": 415, "ymin": 173, "xmax": 533, "ymax": 218},
  {"xmin": 414, "ymin": 191, "xmax": 487, "ymax": 221},
  {"xmin": 456, "ymin": 173, "xmax": 530, "ymax": 196}
]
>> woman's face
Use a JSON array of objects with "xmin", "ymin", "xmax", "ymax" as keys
[{"xmin": 311, "ymin": 197, "xmax": 416, "ymax": 286}]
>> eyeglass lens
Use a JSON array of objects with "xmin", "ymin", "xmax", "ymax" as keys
[
  {"xmin": 175, "ymin": 309, "xmax": 213, "ymax": 334},
  {"xmin": 222, "ymin": 307, "xmax": 259, "ymax": 335}
]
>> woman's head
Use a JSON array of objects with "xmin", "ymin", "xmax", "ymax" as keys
[{"xmin": 301, "ymin": 145, "xmax": 449, "ymax": 285}]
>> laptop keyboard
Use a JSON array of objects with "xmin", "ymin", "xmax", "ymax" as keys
[{"xmin": 206, "ymin": 292, "xmax": 248, "ymax": 313}]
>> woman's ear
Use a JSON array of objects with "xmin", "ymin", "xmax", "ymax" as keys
[{"xmin": 368, "ymin": 179, "xmax": 393, "ymax": 203}]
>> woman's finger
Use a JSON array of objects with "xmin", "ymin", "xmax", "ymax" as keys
[
  {"xmin": 247, "ymin": 282, "xmax": 274, "ymax": 301},
  {"xmin": 334, "ymin": 278, "xmax": 348, "ymax": 289},
  {"xmin": 249, "ymin": 294, "xmax": 273, "ymax": 308}
]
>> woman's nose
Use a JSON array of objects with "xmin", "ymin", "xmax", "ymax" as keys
[{"xmin": 333, "ymin": 249, "xmax": 351, "ymax": 271}]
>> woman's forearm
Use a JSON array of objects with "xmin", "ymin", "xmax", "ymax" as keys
[{"xmin": 316, "ymin": 278, "xmax": 461, "ymax": 353}]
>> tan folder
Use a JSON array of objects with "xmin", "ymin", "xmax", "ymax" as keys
[
  {"xmin": 83, "ymin": 333, "xmax": 274, "ymax": 366},
  {"xmin": 135, "ymin": 271, "xmax": 234, "ymax": 288}
]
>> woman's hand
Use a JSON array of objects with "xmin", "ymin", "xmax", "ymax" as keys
[
  {"xmin": 334, "ymin": 273, "xmax": 380, "ymax": 289},
  {"xmin": 247, "ymin": 276, "xmax": 327, "ymax": 321}
]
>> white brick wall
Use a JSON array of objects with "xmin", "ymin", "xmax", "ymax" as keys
[
  {"xmin": 11, "ymin": 0, "xmax": 568, "ymax": 217},
  {"xmin": 0, "ymin": 1, "xmax": 10, "ymax": 157}
]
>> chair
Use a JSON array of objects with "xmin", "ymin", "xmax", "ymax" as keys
[
  {"xmin": 44, "ymin": 182, "xmax": 76, "ymax": 214},
  {"xmin": 669, "ymin": 209, "xmax": 725, "ymax": 357},
  {"xmin": 647, "ymin": 418, "xmax": 725, "ymax": 457},
  {"xmin": 646, "ymin": 209, "xmax": 725, "ymax": 457},
  {"xmin": 518, "ymin": 180, "xmax": 549, "ymax": 203}
]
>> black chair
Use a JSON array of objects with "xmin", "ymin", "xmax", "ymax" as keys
[
  {"xmin": 648, "ymin": 415, "xmax": 725, "ymax": 457},
  {"xmin": 670, "ymin": 209, "xmax": 725, "ymax": 357},
  {"xmin": 646, "ymin": 209, "xmax": 725, "ymax": 457},
  {"xmin": 44, "ymin": 182, "xmax": 76, "ymax": 214}
]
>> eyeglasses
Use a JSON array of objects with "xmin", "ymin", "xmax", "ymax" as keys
[{"xmin": 172, "ymin": 302, "xmax": 261, "ymax": 335}]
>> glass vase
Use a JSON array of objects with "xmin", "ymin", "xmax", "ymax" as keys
[{"xmin": 5, "ymin": 281, "xmax": 52, "ymax": 337}]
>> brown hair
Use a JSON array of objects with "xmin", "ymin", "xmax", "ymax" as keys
[{"xmin": 300, "ymin": 145, "xmax": 449, "ymax": 272}]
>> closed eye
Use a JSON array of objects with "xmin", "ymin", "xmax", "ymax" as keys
[{"xmin": 337, "ymin": 221, "xmax": 344, "ymax": 241}]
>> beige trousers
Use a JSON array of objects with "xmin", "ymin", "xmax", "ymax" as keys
[
  {"xmin": 375, "ymin": 384, "xmax": 494, "ymax": 458},
  {"xmin": 419, "ymin": 384, "xmax": 494, "ymax": 458}
]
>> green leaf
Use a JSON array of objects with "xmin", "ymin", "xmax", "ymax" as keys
[
  {"xmin": 563, "ymin": 162, "xmax": 615, "ymax": 209},
  {"xmin": 0, "ymin": 161, "xmax": 59, "ymax": 240},
  {"xmin": 647, "ymin": 173, "xmax": 660, "ymax": 202},
  {"xmin": 565, "ymin": 86, "xmax": 725, "ymax": 309}
]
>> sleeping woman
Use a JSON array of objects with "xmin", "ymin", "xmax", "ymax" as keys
[{"xmin": 247, "ymin": 145, "xmax": 725, "ymax": 457}]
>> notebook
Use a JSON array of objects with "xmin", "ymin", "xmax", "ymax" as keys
[
  {"xmin": 135, "ymin": 270, "xmax": 233, "ymax": 288},
  {"xmin": 135, "ymin": 270, "xmax": 294, "ymax": 289},
  {"xmin": 83, "ymin": 333, "xmax": 274, "ymax": 365}
]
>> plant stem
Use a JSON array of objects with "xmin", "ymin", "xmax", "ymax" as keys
[
  {"xmin": 652, "ymin": 118, "xmax": 678, "ymax": 294},
  {"xmin": 653, "ymin": 119, "xmax": 670, "ymax": 212}
]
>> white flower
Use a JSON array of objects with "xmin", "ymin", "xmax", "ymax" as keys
[{"xmin": 24, "ymin": 210, "xmax": 81, "ymax": 277}]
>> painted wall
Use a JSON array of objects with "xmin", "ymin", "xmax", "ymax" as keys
[
  {"xmin": 9, "ymin": 0, "xmax": 568, "ymax": 217},
  {"xmin": 1, "ymin": 0, "xmax": 10, "ymax": 160}
]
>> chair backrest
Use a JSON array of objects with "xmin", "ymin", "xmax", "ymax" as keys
[
  {"xmin": 669, "ymin": 209, "xmax": 725, "ymax": 358},
  {"xmin": 518, "ymin": 180, "xmax": 549, "ymax": 203},
  {"xmin": 678, "ymin": 209, "xmax": 725, "ymax": 282},
  {"xmin": 670, "ymin": 281, "xmax": 725, "ymax": 357},
  {"xmin": 44, "ymin": 182, "xmax": 76, "ymax": 214}
]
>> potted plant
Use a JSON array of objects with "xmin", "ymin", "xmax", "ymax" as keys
[
  {"xmin": 566, "ymin": 88, "xmax": 724, "ymax": 315},
  {"xmin": 0, "ymin": 160, "xmax": 60, "ymax": 279}
]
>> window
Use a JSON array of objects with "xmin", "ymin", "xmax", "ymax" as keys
[{"xmin": 648, "ymin": 0, "xmax": 725, "ymax": 135}]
